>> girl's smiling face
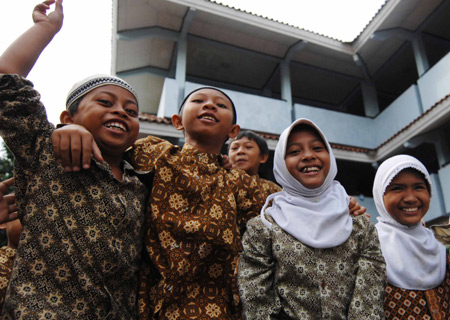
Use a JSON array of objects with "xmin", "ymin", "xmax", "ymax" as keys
[
  {"xmin": 383, "ymin": 169, "xmax": 430, "ymax": 226},
  {"xmin": 285, "ymin": 127, "xmax": 330, "ymax": 189}
]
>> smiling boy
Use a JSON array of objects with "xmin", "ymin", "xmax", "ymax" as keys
[{"xmin": 0, "ymin": 1, "xmax": 148, "ymax": 318}]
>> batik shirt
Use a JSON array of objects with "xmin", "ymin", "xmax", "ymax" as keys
[
  {"xmin": 0, "ymin": 74, "xmax": 148, "ymax": 319},
  {"xmin": 129, "ymin": 137, "xmax": 265, "ymax": 320},
  {"xmin": 238, "ymin": 215, "xmax": 386, "ymax": 320},
  {"xmin": 257, "ymin": 177, "xmax": 281, "ymax": 199},
  {"xmin": 0, "ymin": 246, "xmax": 16, "ymax": 311},
  {"xmin": 384, "ymin": 253, "xmax": 450, "ymax": 320}
]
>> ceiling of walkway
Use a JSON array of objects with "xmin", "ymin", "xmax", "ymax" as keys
[{"xmin": 115, "ymin": 0, "xmax": 450, "ymax": 116}]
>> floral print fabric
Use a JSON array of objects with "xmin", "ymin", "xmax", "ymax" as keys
[
  {"xmin": 238, "ymin": 215, "xmax": 386, "ymax": 319},
  {"xmin": 129, "ymin": 137, "xmax": 266, "ymax": 319},
  {"xmin": 384, "ymin": 254, "xmax": 450, "ymax": 320},
  {"xmin": 0, "ymin": 74, "xmax": 148, "ymax": 319}
]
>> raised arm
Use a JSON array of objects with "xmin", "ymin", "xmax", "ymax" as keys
[{"xmin": 0, "ymin": 0, "xmax": 63, "ymax": 76}]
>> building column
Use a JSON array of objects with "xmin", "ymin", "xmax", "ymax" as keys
[
  {"xmin": 353, "ymin": 53, "xmax": 379, "ymax": 117},
  {"xmin": 176, "ymin": 8, "xmax": 196, "ymax": 106},
  {"xmin": 372, "ymin": 28, "xmax": 430, "ymax": 77},
  {"xmin": 280, "ymin": 41, "xmax": 307, "ymax": 121}
]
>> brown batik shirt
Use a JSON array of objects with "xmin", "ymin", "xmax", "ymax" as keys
[
  {"xmin": 0, "ymin": 74, "xmax": 148, "ymax": 319},
  {"xmin": 129, "ymin": 136, "xmax": 265, "ymax": 320},
  {"xmin": 384, "ymin": 253, "xmax": 450, "ymax": 320},
  {"xmin": 0, "ymin": 246, "xmax": 16, "ymax": 312},
  {"xmin": 256, "ymin": 176, "xmax": 281, "ymax": 200}
]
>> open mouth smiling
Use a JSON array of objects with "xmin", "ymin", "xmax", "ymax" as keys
[
  {"xmin": 198, "ymin": 114, "xmax": 218, "ymax": 122},
  {"xmin": 300, "ymin": 166, "xmax": 320, "ymax": 174},
  {"xmin": 104, "ymin": 120, "xmax": 127, "ymax": 132}
]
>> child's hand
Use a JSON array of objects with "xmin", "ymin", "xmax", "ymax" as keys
[
  {"xmin": 220, "ymin": 155, "xmax": 233, "ymax": 170},
  {"xmin": 349, "ymin": 196, "xmax": 367, "ymax": 217},
  {"xmin": 33, "ymin": 0, "xmax": 64, "ymax": 33},
  {"xmin": 0, "ymin": 178, "xmax": 18, "ymax": 224},
  {"xmin": 52, "ymin": 124, "xmax": 103, "ymax": 172}
]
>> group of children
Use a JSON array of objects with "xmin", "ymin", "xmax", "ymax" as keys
[{"xmin": 0, "ymin": 0, "xmax": 448, "ymax": 319}]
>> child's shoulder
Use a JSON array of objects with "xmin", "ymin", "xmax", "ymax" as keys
[{"xmin": 352, "ymin": 214, "xmax": 375, "ymax": 229}]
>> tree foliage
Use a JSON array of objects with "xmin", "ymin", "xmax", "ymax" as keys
[{"xmin": 0, "ymin": 142, "xmax": 14, "ymax": 182}]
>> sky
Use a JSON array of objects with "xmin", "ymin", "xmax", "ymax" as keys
[
  {"xmin": 0, "ymin": 1, "xmax": 113, "ymax": 126},
  {"xmin": 218, "ymin": 0, "xmax": 386, "ymax": 42},
  {"xmin": 0, "ymin": 0, "xmax": 385, "ymax": 153}
]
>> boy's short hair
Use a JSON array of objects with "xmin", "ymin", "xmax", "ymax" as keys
[
  {"xmin": 230, "ymin": 130, "xmax": 269, "ymax": 156},
  {"xmin": 178, "ymin": 87, "xmax": 237, "ymax": 125},
  {"xmin": 65, "ymin": 74, "xmax": 139, "ymax": 114}
]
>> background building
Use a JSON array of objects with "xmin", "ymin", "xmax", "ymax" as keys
[{"xmin": 112, "ymin": 0, "xmax": 450, "ymax": 224}]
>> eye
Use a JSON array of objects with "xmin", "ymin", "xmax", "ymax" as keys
[
  {"xmin": 312, "ymin": 144, "xmax": 325, "ymax": 151},
  {"xmin": 414, "ymin": 184, "xmax": 427, "ymax": 191},
  {"xmin": 126, "ymin": 108, "xmax": 139, "ymax": 117},
  {"xmin": 98, "ymin": 99, "xmax": 112, "ymax": 106},
  {"xmin": 386, "ymin": 185, "xmax": 403, "ymax": 192},
  {"xmin": 217, "ymin": 103, "xmax": 228, "ymax": 109},
  {"xmin": 287, "ymin": 148, "xmax": 300, "ymax": 156},
  {"xmin": 192, "ymin": 99, "xmax": 203, "ymax": 103}
]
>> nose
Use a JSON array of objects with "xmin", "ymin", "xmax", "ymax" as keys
[
  {"xmin": 237, "ymin": 146, "xmax": 245, "ymax": 154},
  {"xmin": 111, "ymin": 103, "xmax": 128, "ymax": 117},
  {"xmin": 302, "ymin": 148, "xmax": 315, "ymax": 161},
  {"xmin": 403, "ymin": 188, "xmax": 418, "ymax": 203},
  {"xmin": 202, "ymin": 100, "xmax": 217, "ymax": 111}
]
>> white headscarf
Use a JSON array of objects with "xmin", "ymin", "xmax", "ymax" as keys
[
  {"xmin": 374, "ymin": 155, "xmax": 446, "ymax": 290},
  {"xmin": 261, "ymin": 119, "xmax": 353, "ymax": 248}
]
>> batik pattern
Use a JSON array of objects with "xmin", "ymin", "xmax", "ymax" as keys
[
  {"xmin": 0, "ymin": 246, "xmax": 16, "ymax": 311},
  {"xmin": 129, "ymin": 137, "xmax": 266, "ymax": 320},
  {"xmin": 238, "ymin": 215, "xmax": 386, "ymax": 319},
  {"xmin": 384, "ymin": 254, "xmax": 450, "ymax": 320},
  {"xmin": 257, "ymin": 177, "xmax": 281, "ymax": 199},
  {"xmin": 0, "ymin": 74, "xmax": 148, "ymax": 319}
]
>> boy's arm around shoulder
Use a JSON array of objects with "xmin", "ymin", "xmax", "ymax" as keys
[
  {"xmin": 348, "ymin": 216, "xmax": 386, "ymax": 319},
  {"xmin": 232, "ymin": 170, "xmax": 266, "ymax": 235},
  {"xmin": 126, "ymin": 135, "xmax": 177, "ymax": 172},
  {"xmin": 0, "ymin": 0, "xmax": 63, "ymax": 76},
  {"xmin": 238, "ymin": 215, "xmax": 278, "ymax": 320}
]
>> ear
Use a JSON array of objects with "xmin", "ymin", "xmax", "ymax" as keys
[
  {"xmin": 60, "ymin": 110, "xmax": 74, "ymax": 124},
  {"xmin": 228, "ymin": 124, "xmax": 240, "ymax": 139},
  {"xmin": 259, "ymin": 153, "xmax": 269, "ymax": 165},
  {"xmin": 172, "ymin": 114, "xmax": 184, "ymax": 131}
]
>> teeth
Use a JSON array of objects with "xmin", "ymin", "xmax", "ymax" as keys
[
  {"xmin": 105, "ymin": 121, "xmax": 126, "ymax": 132},
  {"xmin": 201, "ymin": 115, "xmax": 216, "ymax": 122},
  {"xmin": 301, "ymin": 166, "xmax": 319, "ymax": 173},
  {"xmin": 403, "ymin": 207, "xmax": 418, "ymax": 212}
]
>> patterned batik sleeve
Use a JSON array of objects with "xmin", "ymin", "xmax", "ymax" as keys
[
  {"xmin": 0, "ymin": 74, "xmax": 53, "ymax": 165},
  {"xmin": 127, "ymin": 135, "xmax": 175, "ymax": 172},
  {"xmin": 348, "ymin": 217, "xmax": 386, "ymax": 320},
  {"xmin": 238, "ymin": 216, "xmax": 279, "ymax": 320},
  {"xmin": 235, "ymin": 172, "xmax": 266, "ymax": 235}
]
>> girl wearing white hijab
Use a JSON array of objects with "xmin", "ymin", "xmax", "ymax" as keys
[
  {"xmin": 373, "ymin": 155, "xmax": 449, "ymax": 319},
  {"xmin": 238, "ymin": 119, "xmax": 386, "ymax": 320}
]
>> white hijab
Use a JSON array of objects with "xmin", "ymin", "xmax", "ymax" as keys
[
  {"xmin": 261, "ymin": 119, "xmax": 353, "ymax": 248},
  {"xmin": 374, "ymin": 155, "xmax": 446, "ymax": 290}
]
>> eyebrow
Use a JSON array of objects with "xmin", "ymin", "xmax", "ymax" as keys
[
  {"xmin": 96, "ymin": 90, "xmax": 138, "ymax": 107},
  {"xmin": 287, "ymin": 139, "xmax": 324, "ymax": 148}
]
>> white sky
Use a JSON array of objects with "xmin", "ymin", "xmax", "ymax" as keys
[
  {"xmin": 0, "ymin": 1, "xmax": 113, "ymax": 126},
  {"xmin": 218, "ymin": 0, "xmax": 386, "ymax": 42},
  {"xmin": 0, "ymin": 0, "xmax": 384, "ymax": 145}
]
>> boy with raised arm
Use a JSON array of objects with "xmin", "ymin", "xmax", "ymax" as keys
[{"xmin": 0, "ymin": 1, "xmax": 149, "ymax": 318}]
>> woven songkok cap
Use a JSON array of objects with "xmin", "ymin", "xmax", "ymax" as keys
[{"xmin": 66, "ymin": 74, "xmax": 139, "ymax": 110}]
